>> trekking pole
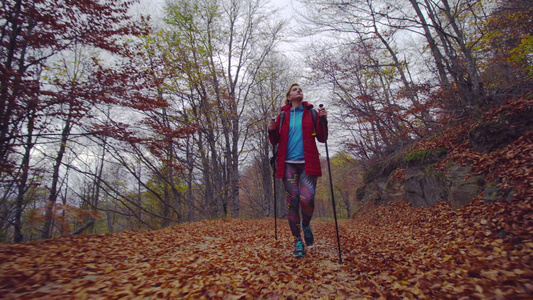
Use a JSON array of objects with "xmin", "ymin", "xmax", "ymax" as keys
[
  {"xmin": 319, "ymin": 104, "xmax": 342, "ymax": 264},
  {"xmin": 270, "ymin": 118, "xmax": 278, "ymax": 240}
]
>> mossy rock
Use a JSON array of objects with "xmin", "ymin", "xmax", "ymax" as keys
[{"xmin": 404, "ymin": 147, "xmax": 447, "ymax": 165}]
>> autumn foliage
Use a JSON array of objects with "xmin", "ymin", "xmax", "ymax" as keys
[
  {"xmin": 0, "ymin": 195, "xmax": 531, "ymax": 298},
  {"xmin": 409, "ymin": 96, "xmax": 533, "ymax": 201}
]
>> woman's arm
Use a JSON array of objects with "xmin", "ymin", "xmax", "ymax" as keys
[
  {"xmin": 316, "ymin": 107, "xmax": 328, "ymax": 143},
  {"xmin": 268, "ymin": 114, "xmax": 281, "ymax": 145}
]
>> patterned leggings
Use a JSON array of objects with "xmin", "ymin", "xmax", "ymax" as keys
[{"xmin": 283, "ymin": 163, "xmax": 317, "ymax": 242}]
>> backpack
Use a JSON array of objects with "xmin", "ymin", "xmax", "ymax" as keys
[{"xmin": 279, "ymin": 107, "xmax": 318, "ymax": 136}]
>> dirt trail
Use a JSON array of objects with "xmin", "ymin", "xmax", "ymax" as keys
[{"xmin": 0, "ymin": 199, "xmax": 532, "ymax": 299}]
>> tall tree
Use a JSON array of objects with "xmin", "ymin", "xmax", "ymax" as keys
[
  {"xmin": 162, "ymin": 0, "xmax": 284, "ymax": 218},
  {"xmin": 477, "ymin": 0, "xmax": 533, "ymax": 93},
  {"xmin": 0, "ymin": 0, "xmax": 192, "ymax": 241},
  {"xmin": 0, "ymin": 0, "xmax": 142, "ymax": 176},
  {"xmin": 240, "ymin": 53, "xmax": 298, "ymax": 219}
]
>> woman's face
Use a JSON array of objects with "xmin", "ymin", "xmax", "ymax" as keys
[{"xmin": 288, "ymin": 85, "xmax": 303, "ymax": 102}]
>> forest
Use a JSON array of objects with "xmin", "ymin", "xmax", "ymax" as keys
[
  {"xmin": 0, "ymin": 0, "xmax": 532, "ymax": 298},
  {"xmin": 0, "ymin": 0, "xmax": 531, "ymax": 243}
]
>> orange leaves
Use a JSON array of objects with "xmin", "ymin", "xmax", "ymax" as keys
[
  {"xmin": 350, "ymin": 198, "xmax": 533, "ymax": 298},
  {"xmin": 1, "ymin": 199, "xmax": 532, "ymax": 299}
]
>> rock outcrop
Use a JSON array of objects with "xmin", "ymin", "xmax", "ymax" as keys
[{"xmin": 356, "ymin": 100, "xmax": 532, "ymax": 210}]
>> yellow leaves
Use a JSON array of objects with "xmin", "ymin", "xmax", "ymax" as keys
[
  {"xmin": 390, "ymin": 281, "xmax": 404, "ymax": 290},
  {"xmin": 513, "ymin": 269, "xmax": 526, "ymax": 275},
  {"xmin": 480, "ymin": 270, "xmax": 500, "ymax": 281}
]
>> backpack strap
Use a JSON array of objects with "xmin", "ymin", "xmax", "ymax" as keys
[
  {"xmin": 310, "ymin": 108, "xmax": 317, "ymax": 136},
  {"xmin": 279, "ymin": 111, "xmax": 285, "ymax": 132}
]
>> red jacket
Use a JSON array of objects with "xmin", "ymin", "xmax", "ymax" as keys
[{"xmin": 269, "ymin": 102, "xmax": 328, "ymax": 178}]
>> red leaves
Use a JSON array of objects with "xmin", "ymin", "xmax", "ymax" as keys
[
  {"xmin": 0, "ymin": 197, "xmax": 532, "ymax": 298},
  {"xmin": 91, "ymin": 123, "xmax": 143, "ymax": 144}
]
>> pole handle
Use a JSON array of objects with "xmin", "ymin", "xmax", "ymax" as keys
[
  {"xmin": 318, "ymin": 104, "xmax": 328, "ymax": 140},
  {"xmin": 318, "ymin": 104, "xmax": 327, "ymax": 122}
]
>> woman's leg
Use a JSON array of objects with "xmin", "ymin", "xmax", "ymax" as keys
[
  {"xmin": 299, "ymin": 170, "xmax": 317, "ymax": 227},
  {"xmin": 283, "ymin": 163, "xmax": 317, "ymax": 241},
  {"xmin": 283, "ymin": 163, "xmax": 303, "ymax": 241}
]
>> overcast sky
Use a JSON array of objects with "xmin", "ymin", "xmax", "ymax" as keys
[
  {"xmin": 131, "ymin": 0, "xmax": 313, "ymax": 61},
  {"xmin": 134, "ymin": 0, "xmax": 301, "ymax": 20}
]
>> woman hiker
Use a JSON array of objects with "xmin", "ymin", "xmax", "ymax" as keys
[{"xmin": 268, "ymin": 83, "xmax": 328, "ymax": 258}]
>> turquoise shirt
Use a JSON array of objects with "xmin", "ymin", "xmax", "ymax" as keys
[{"xmin": 286, "ymin": 107, "xmax": 304, "ymax": 161}]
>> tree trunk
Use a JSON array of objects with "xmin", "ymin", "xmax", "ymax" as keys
[
  {"xmin": 230, "ymin": 113, "xmax": 240, "ymax": 218},
  {"xmin": 162, "ymin": 107, "xmax": 180, "ymax": 226},
  {"xmin": 343, "ymin": 191, "xmax": 351, "ymax": 219},
  {"xmin": 88, "ymin": 134, "xmax": 107, "ymax": 234},
  {"xmin": 409, "ymin": 0, "xmax": 450, "ymax": 87},
  {"xmin": 262, "ymin": 144, "xmax": 273, "ymax": 217},
  {"xmin": 13, "ymin": 100, "xmax": 37, "ymax": 242},
  {"xmin": 42, "ymin": 111, "xmax": 72, "ymax": 239},
  {"xmin": 0, "ymin": 0, "xmax": 23, "ymax": 171},
  {"xmin": 441, "ymin": 0, "xmax": 482, "ymax": 104},
  {"xmin": 185, "ymin": 137, "xmax": 195, "ymax": 222},
  {"xmin": 424, "ymin": 0, "xmax": 475, "ymax": 106}
]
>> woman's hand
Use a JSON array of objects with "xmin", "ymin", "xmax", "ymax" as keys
[
  {"xmin": 268, "ymin": 118, "xmax": 277, "ymax": 131},
  {"xmin": 318, "ymin": 107, "xmax": 327, "ymax": 119}
]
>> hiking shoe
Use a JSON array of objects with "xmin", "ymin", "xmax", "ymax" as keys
[
  {"xmin": 293, "ymin": 239, "xmax": 305, "ymax": 258},
  {"xmin": 303, "ymin": 225, "xmax": 314, "ymax": 246}
]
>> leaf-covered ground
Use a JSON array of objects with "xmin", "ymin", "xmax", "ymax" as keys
[{"xmin": 1, "ymin": 198, "xmax": 532, "ymax": 299}]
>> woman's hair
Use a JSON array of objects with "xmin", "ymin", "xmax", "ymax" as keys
[{"xmin": 285, "ymin": 83, "xmax": 300, "ymax": 105}]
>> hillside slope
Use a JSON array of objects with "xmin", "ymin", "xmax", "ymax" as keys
[
  {"xmin": 1, "ymin": 197, "xmax": 531, "ymax": 299},
  {"xmin": 357, "ymin": 97, "xmax": 533, "ymax": 209}
]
